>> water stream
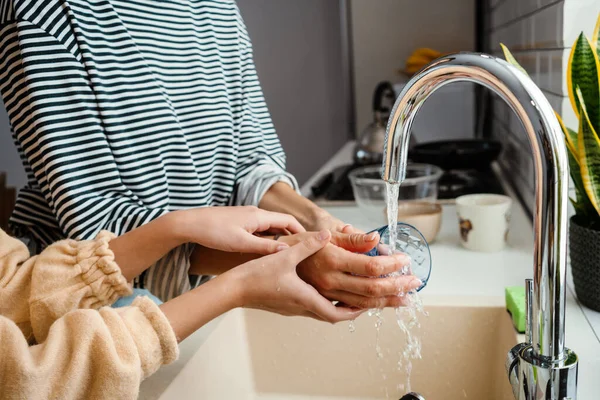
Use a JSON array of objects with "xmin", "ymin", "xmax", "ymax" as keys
[
  {"xmin": 385, "ymin": 181, "xmax": 425, "ymax": 394},
  {"xmin": 348, "ymin": 182, "xmax": 426, "ymax": 397},
  {"xmin": 386, "ymin": 182, "xmax": 400, "ymax": 257}
]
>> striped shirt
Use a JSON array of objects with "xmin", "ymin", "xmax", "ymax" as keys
[{"xmin": 0, "ymin": 0, "xmax": 294, "ymax": 251}]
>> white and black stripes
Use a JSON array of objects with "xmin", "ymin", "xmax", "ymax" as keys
[
  {"xmin": 0, "ymin": 0, "xmax": 287, "ymax": 242},
  {"xmin": 0, "ymin": 0, "xmax": 289, "ymax": 300}
]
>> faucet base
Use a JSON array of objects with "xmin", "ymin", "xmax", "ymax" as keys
[{"xmin": 508, "ymin": 344, "xmax": 578, "ymax": 399}]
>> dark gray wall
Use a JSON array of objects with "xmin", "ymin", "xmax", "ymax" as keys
[
  {"xmin": 0, "ymin": 101, "xmax": 26, "ymax": 188},
  {"xmin": 237, "ymin": 0, "xmax": 349, "ymax": 185}
]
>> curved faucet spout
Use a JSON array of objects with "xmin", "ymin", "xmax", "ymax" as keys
[{"xmin": 382, "ymin": 53, "xmax": 577, "ymax": 399}]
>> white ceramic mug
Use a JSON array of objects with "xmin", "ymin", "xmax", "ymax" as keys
[{"xmin": 455, "ymin": 194, "xmax": 512, "ymax": 252}]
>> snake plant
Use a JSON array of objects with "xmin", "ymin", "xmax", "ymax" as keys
[{"xmin": 502, "ymin": 14, "xmax": 600, "ymax": 229}]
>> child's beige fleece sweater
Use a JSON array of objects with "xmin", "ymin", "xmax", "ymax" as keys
[{"xmin": 0, "ymin": 229, "xmax": 179, "ymax": 400}]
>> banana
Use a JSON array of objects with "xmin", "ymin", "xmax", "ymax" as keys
[
  {"xmin": 406, "ymin": 54, "xmax": 432, "ymax": 67},
  {"xmin": 401, "ymin": 48, "xmax": 444, "ymax": 76},
  {"xmin": 413, "ymin": 47, "xmax": 443, "ymax": 59}
]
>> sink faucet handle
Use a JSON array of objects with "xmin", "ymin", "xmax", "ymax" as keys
[
  {"xmin": 506, "ymin": 343, "xmax": 528, "ymax": 399},
  {"xmin": 525, "ymin": 279, "xmax": 533, "ymax": 344}
]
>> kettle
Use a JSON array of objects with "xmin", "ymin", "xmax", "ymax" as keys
[{"xmin": 354, "ymin": 81, "xmax": 417, "ymax": 165}]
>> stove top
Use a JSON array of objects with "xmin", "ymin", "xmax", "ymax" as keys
[
  {"xmin": 310, "ymin": 164, "xmax": 505, "ymax": 202},
  {"xmin": 437, "ymin": 169, "xmax": 505, "ymax": 199}
]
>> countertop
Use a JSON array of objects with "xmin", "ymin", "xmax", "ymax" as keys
[
  {"xmin": 301, "ymin": 141, "xmax": 600, "ymax": 399},
  {"xmin": 141, "ymin": 141, "xmax": 600, "ymax": 399}
]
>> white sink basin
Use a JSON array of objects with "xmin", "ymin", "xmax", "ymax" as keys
[{"xmin": 159, "ymin": 296, "xmax": 519, "ymax": 400}]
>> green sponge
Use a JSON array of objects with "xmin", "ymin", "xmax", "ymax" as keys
[{"xmin": 505, "ymin": 286, "xmax": 526, "ymax": 333}]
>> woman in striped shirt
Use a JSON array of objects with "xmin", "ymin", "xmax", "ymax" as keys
[{"xmin": 0, "ymin": 0, "xmax": 411, "ymax": 307}]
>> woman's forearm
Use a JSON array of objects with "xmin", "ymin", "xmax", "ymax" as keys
[
  {"xmin": 108, "ymin": 212, "xmax": 188, "ymax": 281},
  {"xmin": 259, "ymin": 182, "xmax": 329, "ymax": 230},
  {"xmin": 159, "ymin": 271, "xmax": 242, "ymax": 341}
]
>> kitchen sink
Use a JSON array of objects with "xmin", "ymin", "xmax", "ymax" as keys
[{"xmin": 160, "ymin": 296, "xmax": 519, "ymax": 400}]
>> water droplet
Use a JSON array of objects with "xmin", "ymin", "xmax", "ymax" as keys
[{"xmin": 348, "ymin": 320, "xmax": 356, "ymax": 333}]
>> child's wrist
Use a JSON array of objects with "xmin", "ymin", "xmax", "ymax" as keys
[
  {"xmin": 165, "ymin": 210, "xmax": 196, "ymax": 245},
  {"xmin": 217, "ymin": 268, "xmax": 248, "ymax": 309}
]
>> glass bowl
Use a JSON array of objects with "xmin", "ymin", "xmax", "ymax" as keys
[{"xmin": 348, "ymin": 163, "xmax": 443, "ymax": 225}]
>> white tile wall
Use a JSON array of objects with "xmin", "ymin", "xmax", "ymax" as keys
[
  {"xmin": 560, "ymin": 48, "xmax": 570, "ymax": 97},
  {"xmin": 533, "ymin": 3, "xmax": 564, "ymax": 48},
  {"xmin": 548, "ymin": 50, "xmax": 564, "ymax": 94},
  {"xmin": 491, "ymin": 2, "xmax": 511, "ymax": 28},
  {"xmin": 517, "ymin": 52, "xmax": 538, "ymax": 82},
  {"xmin": 522, "ymin": 15, "xmax": 535, "ymax": 49},
  {"xmin": 495, "ymin": 114, "xmax": 535, "ymax": 205},
  {"xmin": 486, "ymin": 0, "xmax": 571, "ymax": 215},
  {"xmin": 520, "ymin": 0, "xmax": 536, "ymax": 17},
  {"xmin": 487, "ymin": 0, "xmax": 598, "ymax": 216},
  {"xmin": 536, "ymin": 51, "xmax": 551, "ymax": 90},
  {"xmin": 529, "ymin": 53, "xmax": 542, "ymax": 87}
]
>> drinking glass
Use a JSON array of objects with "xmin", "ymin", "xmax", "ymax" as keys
[{"xmin": 364, "ymin": 222, "xmax": 432, "ymax": 292}]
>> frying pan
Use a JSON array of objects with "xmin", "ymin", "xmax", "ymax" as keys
[{"xmin": 409, "ymin": 139, "xmax": 502, "ymax": 170}]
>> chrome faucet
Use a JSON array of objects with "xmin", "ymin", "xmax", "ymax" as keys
[{"xmin": 382, "ymin": 53, "xmax": 578, "ymax": 399}]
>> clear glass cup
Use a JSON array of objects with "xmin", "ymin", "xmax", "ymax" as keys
[{"xmin": 364, "ymin": 222, "xmax": 432, "ymax": 292}]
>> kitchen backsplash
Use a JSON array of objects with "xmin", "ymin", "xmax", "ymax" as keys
[{"xmin": 485, "ymin": 0, "xmax": 598, "ymax": 216}]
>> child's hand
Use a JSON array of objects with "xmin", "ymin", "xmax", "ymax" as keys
[
  {"xmin": 229, "ymin": 230, "xmax": 365, "ymax": 323},
  {"xmin": 177, "ymin": 206, "xmax": 305, "ymax": 255}
]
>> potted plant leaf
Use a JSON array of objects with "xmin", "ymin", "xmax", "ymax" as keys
[{"xmin": 502, "ymin": 14, "xmax": 600, "ymax": 311}]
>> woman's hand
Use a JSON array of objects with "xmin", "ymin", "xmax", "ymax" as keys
[
  {"xmin": 308, "ymin": 211, "xmax": 384, "ymax": 253},
  {"xmin": 175, "ymin": 206, "xmax": 305, "ymax": 255},
  {"xmin": 259, "ymin": 182, "xmax": 377, "ymax": 253},
  {"xmin": 228, "ymin": 230, "xmax": 364, "ymax": 323}
]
